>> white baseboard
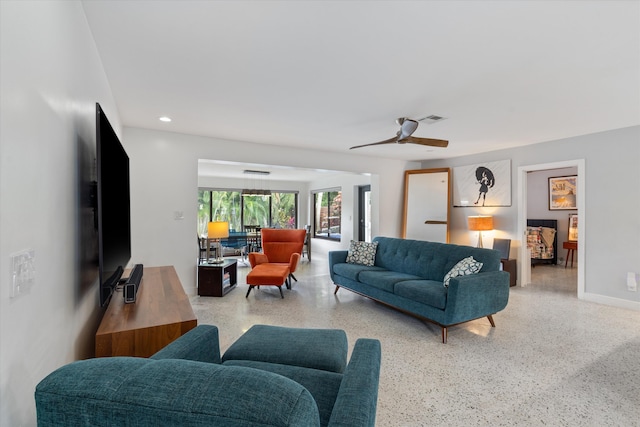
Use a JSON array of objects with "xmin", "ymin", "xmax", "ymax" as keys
[{"xmin": 581, "ymin": 292, "xmax": 640, "ymax": 311}]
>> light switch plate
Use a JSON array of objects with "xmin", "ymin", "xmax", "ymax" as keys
[
  {"xmin": 10, "ymin": 249, "xmax": 35, "ymax": 298},
  {"xmin": 627, "ymin": 272, "xmax": 638, "ymax": 292}
]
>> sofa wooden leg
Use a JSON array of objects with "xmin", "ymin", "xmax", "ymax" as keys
[
  {"xmin": 441, "ymin": 327, "xmax": 448, "ymax": 344},
  {"xmin": 334, "ymin": 285, "xmax": 340, "ymax": 295},
  {"xmin": 246, "ymin": 286, "xmax": 254, "ymax": 298},
  {"xmin": 278, "ymin": 286, "xmax": 284, "ymax": 298},
  {"xmin": 487, "ymin": 315, "xmax": 496, "ymax": 327}
]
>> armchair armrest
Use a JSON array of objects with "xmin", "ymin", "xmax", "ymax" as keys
[
  {"xmin": 444, "ymin": 270, "xmax": 510, "ymax": 324},
  {"xmin": 150, "ymin": 325, "xmax": 221, "ymax": 364},
  {"xmin": 328, "ymin": 338, "xmax": 381, "ymax": 427},
  {"xmin": 289, "ymin": 252, "xmax": 301, "ymax": 273},
  {"xmin": 328, "ymin": 250, "xmax": 349, "ymax": 282},
  {"xmin": 249, "ymin": 252, "xmax": 269, "ymax": 268}
]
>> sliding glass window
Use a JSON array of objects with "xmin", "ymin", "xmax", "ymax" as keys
[
  {"xmin": 313, "ymin": 189, "xmax": 341, "ymax": 241},
  {"xmin": 271, "ymin": 192, "xmax": 297, "ymax": 229},
  {"xmin": 198, "ymin": 189, "xmax": 298, "ymax": 234}
]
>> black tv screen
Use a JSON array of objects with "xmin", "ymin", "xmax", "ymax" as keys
[{"xmin": 96, "ymin": 103, "xmax": 131, "ymax": 306}]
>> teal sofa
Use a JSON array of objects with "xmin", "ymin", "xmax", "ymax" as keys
[
  {"xmin": 329, "ymin": 236, "xmax": 510, "ymax": 343},
  {"xmin": 35, "ymin": 324, "xmax": 381, "ymax": 427}
]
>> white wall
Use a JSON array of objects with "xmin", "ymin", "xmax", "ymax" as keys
[
  {"xmin": 124, "ymin": 127, "xmax": 419, "ymax": 296},
  {"xmin": 0, "ymin": 2, "xmax": 119, "ymax": 425},
  {"xmin": 422, "ymin": 126, "xmax": 640, "ymax": 307}
]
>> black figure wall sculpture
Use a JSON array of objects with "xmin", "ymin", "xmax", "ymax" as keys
[{"xmin": 474, "ymin": 166, "xmax": 495, "ymax": 207}]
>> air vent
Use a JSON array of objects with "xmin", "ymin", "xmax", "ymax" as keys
[
  {"xmin": 418, "ymin": 115, "xmax": 447, "ymax": 124},
  {"xmin": 243, "ymin": 169, "xmax": 270, "ymax": 175}
]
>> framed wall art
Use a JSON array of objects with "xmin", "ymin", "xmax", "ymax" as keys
[
  {"xmin": 453, "ymin": 159, "xmax": 511, "ymax": 207},
  {"xmin": 568, "ymin": 213, "xmax": 578, "ymax": 241},
  {"xmin": 548, "ymin": 175, "xmax": 577, "ymax": 210}
]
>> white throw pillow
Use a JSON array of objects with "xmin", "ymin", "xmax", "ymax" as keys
[
  {"xmin": 443, "ymin": 256, "xmax": 483, "ymax": 288},
  {"xmin": 346, "ymin": 240, "xmax": 378, "ymax": 266}
]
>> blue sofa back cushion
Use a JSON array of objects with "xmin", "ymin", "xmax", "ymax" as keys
[
  {"xmin": 35, "ymin": 357, "xmax": 321, "ymax": 427},
  {"xmin": 372, "ymin": 237, "xmax": 501, "ymax": 281}
]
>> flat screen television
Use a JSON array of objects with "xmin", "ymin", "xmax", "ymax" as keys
[{"xmin": 96, "ymin": 103, "xmax": 131, "ymax": 306}]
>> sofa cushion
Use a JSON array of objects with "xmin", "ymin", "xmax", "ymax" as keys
[
  {"xmin": 224, "ymin": 360, "xmax": 343, "ymax": 427},
  {"xmin": 35, "ymin": 358, "xmax": 321, "ymax": 427},
  {"xmin": 150, "ymin": 324, "xmax": 221, "ymax": 364},
  {"xmin": 333, "ymin": 263, "xmax": 386, "ymax": 282},
  {"xmin": 222, "ymin": 325, "xmax": 348, "ymax": 373},
  {"xmin": 443, "ymin": 256, "xmax": 483, "ymax": 287},
  {"xmin": 358, "ymin": 270, "xmax": 423, "ymax": 293},
  {"xmin": 394, "ymin": 280, "xmax": 448, "ymax": 309},
  {"xmin": 371, "ymin": 236, "xmax": 501, "ymax": 280},
  {"xmin": 346, "ymin": 240, "xmax": 378, "ymax": 266}
]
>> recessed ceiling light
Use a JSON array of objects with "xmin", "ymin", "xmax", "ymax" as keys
[{"xmin": 159, "ymin": 116, "xmax": 172, "ymax": 122}]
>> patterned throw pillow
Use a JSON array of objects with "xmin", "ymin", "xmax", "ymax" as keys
[
  {"xmin": 346, "ymin": 240, "xmax": 378, "ymax": 266},
  {"xmin": 443, "ymin": 256, "xmax": 483, "ymax": 288}
]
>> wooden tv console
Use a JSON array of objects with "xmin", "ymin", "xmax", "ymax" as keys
[{"xmin": 95, "ymin": 265, "xmax": 197, "ymax": 358}]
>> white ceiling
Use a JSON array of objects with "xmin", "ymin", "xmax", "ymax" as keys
[{"xmin": 82, "ymin": 0, "xmax": 640, "ymax": 178}]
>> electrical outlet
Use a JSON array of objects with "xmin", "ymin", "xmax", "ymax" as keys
[
  {"xmin": 627, "ymin": 272, "xmax": 638, "ymax": 292},
  {"xmin": 10, "ymin": 249, "xmax": 35, "ymax": 298}
]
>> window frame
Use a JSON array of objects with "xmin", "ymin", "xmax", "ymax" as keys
[
  {"xmin": 312, "ymin": 188, "xmax": 341, "ymax": 242},
  {"xmin": 198, "ymin": 188, "xmax": 299, "ymax": 234}
]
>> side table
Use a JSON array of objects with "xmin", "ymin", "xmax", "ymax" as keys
[
  {"xmin": 198, "ymin": 259, "xmax": 237, "ymax": 297},
  {"xmin": 563, "ymin": 241, "xmax": 577, "ymax": 268},
  {"xmin": 500, "ymin": 259, "xmax": 517, "ymax": 287}
]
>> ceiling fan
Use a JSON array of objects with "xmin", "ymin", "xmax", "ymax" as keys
[{"xmin": 349, "ymin": 117, "xmax": 449, "ymax": 150}]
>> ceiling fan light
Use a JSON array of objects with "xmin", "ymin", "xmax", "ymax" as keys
[{"xmin": 399, "ymin": 119, "xmax": 418, "ymax": 140}]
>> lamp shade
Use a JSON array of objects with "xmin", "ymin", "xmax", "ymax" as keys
[
  {"xmin": 208, "ymin": 221, "xmax": 229, "ymax": 239},
  {"xmin": 468, "ymin": 216, "xmax": 493, "ymax": 231}
]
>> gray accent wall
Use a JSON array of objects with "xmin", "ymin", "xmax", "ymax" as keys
[{"xmin": 421, "ymin": 126, "xmax": 640, "ymax": 307}]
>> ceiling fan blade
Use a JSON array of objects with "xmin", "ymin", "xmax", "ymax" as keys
[
  {"xmin": 349, "ymin": 136, "xmax": 398, "ymax": 150},
  {"xmin": 403, "ymin": 136, "xmax": 449, "ymax": 148}
]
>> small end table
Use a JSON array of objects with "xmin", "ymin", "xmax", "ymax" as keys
[
  {"xmin": 500, "ymin": 259, "xmax": 517, "ymax": 287},
  {"xmin": 563, "ymin": 241, "xmax": 577, "ymax": 268},
  {"xmin": 198, "ymin": 259, "xmax": 237, "ymax": 297}
]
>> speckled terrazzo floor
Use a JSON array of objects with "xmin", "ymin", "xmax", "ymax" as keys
[{"xmin": 191, "ymin": 255, "xmax": 640, "ymax": 426}]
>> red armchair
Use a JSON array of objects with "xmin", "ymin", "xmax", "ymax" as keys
[{"xmin": 248, "ymin": 228, "xmax": 306, "ymax": 289}]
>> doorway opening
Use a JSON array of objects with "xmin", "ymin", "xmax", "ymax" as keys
[
  {"xmin": 517, "ymin": 160, "xmax": 585, "ymax": 299},
  {"xmin": 357, "ymin": 185, "xmax": 371, "ymax": 242}
]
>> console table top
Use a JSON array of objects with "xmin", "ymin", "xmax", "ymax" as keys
[{"xmin": 95, "ymin": 265, "xmax": 197, "ymax": 357}]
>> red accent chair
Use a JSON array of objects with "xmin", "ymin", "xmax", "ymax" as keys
[{"xmin": 248, "ymin": 228, "xmax": 306, "ymax": 290}]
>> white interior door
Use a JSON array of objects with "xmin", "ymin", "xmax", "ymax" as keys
[{"xmin": 403, "ymin": 169, "xmax": 450, "ymax": 243}]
